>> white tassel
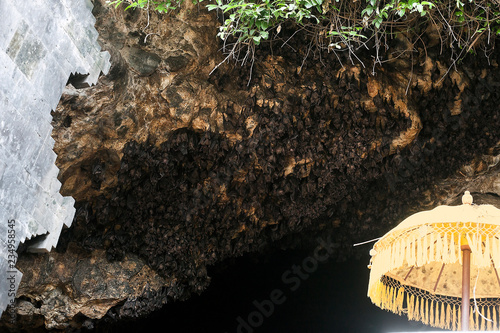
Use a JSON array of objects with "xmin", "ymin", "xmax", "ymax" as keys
[
  {"xmin": 443, "ymin": 233, "xmax": 449, "ymax": 264},
  {"xmin": 417, "ymin": 235, "xmax": 423, "ymax": 267},
  {"xmin": 467, "ymin": 234, "xmax": 475, "ymax": 265},
  {"xmin": 494, "ymin": 237, "xmax": 499, "ymax": 269},
  {"xmin": 409, "ymin": 234, "xmax": 416, "ymax": 266},
  {"xmin": 485, "ymin": 236, "xmax": 491, "ymax": 268},
  {"xmin": 394, "ymin": 241, "xmax": 399, "ymax": 269},
  {"xmin": 450, "ymin": 233, "xmax": 457, "ymax": 263},
  {"xmin": 406, "ymin": 236, "xmax": 412, "ymax": 266},
  {"xmin": 395, "ymin": 239, "xmax": 402, "ymax": 268},
  {"xmin": 458, "ymin": 232, "xmax": 463, "ymax": 265},
  {"xmin": 436, "ymin": 235, "xmax": 443, "ymax": 262},
  {"xmin": 429, "ymin": 232, "xmax": 435, "ymax": 263},
  {"xmin": 493, "ymin": 237, "xmax": 500, "ymax": 269},
  {"xmin": 423, "ymin": 232, "xmax": 429, "ymax": 264},
  {"xmin": 475, "ymin": 233, "xmax": 485, "ymax": 267},
  {"xmin": 390, "ymin": 241, "xmax": 395, "ymax": 269}
]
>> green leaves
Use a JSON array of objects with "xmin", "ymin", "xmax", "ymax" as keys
[
  {"xmin": 208, "ymin": 0, "xmax": 323, "ymax": 46},
  {"xmin": 361, "ymin": 6, "xmax": 374, "ymax": 16},
  {"xmin": 361, "ymin": 0, "xmax": 436, "ymax": 29},
  {"xmin": 109, "ymin": 0, "xmax": 183, "ymax": 13}
]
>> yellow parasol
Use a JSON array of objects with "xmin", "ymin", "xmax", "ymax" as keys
[{"xmin": 368, "ymin": 191, "xmax": 500, "ymax": 331}]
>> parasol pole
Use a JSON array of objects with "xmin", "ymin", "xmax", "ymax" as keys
[
  {"xmin": 461, "ymin": 191, "xmax": 473, "ymax": 331},
  {"xmin": 461, "ymin": 244, "xmax": 471, "ymax": 331}
]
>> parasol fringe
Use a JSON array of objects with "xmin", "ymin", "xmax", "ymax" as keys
[
  {"xmin": 475, "ymin": 232, "xmax": 488, "ymax": 267},
  {"xmin": 487, "ymin": 306, "xmax": 493, "ymax": 331},
  {"xmin": 449, "ymin": 233, "xmax": 457, "ymax": 263},
  {"xmin": 423, "ymin": 298, "xmax": 427, "ymax": 326},
  {"xmin": 445, "ymin": 303, "xmax": 451, "ymax": 330},
  {"xmin": 433, "ymin": 299, "xmax": 436, "ymax": 327},
  {"xmin": 433, "ymin": 300, "xmax": 438, "ymax": 328},
  {"xmin": 492, "ymin": 236, "xmax": 497, "ymax": 269},
  {"xmin": 481, "ymin": 305, "xmax": 486, "ymax": 331},
  {"xmin": 416, "ymin": 236, "xmax": 421, "ymax": 267},
  {"xmin": 442, "ymin": 233, "xmax": 449, "ymax": 264},
  {"xmin": 491, "ymin": 236, "xmax": 499, "ymax": 270},
  {"xmin": 390, "ymin": 241, "xmax": 395, "ymax": 271},
  {"xmin": 413, "ymin": 234, "xmax": 417, "ymax": 266},
  {"xmin": 393, "ymin": 287, "xmax": 398, "ymax": 314},
  {"xmin": 423, "ymin": 233, "xmax": 428, "ymax": 265},
  {"xmin": 426, "ymin": 298, "xmax": 430, "ymax": 326},
  {"xmin": 389, "ymin": 286, "xmax": 395, "ymax": 311},
  {"xmin": 398, "ymin": 239, "xmax": 403, "ymax": 268},
  {"xmin": 471, "ymin": 233, "xmax": 478, "ymax": 266},
  {"xmin": 459, "ymin": 233, "xmax": 463, "ymax": 266},
  {"xmin": 405, "ymin": 237, "xmax": 411, "ymax": 267},
  {"xmin": 476, "ymin": 305, "xmax": 481, "ymax": 331},
  {"xmin": 408, "ymin": 293, "xmax": 415, "ymax": 321},
  {"xmin": 415, "ymin": 296, "xmax": 420, "ymax": 322},
  {"xmin": 493, "ymin": 237, "xmax": 500, "ymax": 269},
  {"xmin": 396, "ymin": 239, "xmax": 401, "ymax": 268},
  {"xmin": 429, "ymin": 232, "xmax": 435, "ymax": 263},
  {"xmin": 427, "ymin": 298, "xmax": 431, "ymax": 326},
  {"xmin": 384, "ymin": 284, "xmax": 389, "ymax": 310},
  {"xmin": 385, "ymin": 285, "xmax": 393, "ymax": 311},
  {"xmin": 381, "ymin": 284, "xmax": 387, "ymax": 310},
  {"xmin": 368, "ymin": 277, "xmax": 500, "ymax": 332},
  {"xmin": 390, "ymin": 286, "xmax": 395, "ymax": 313},
  {"xmin": 383, "ymin": 284, "xmax": 388, "ymax": 310},
  {"xmin": 417, "ymin": 236, "xmax": 423, "ymax": 267},
  {"xmin": 480, "ymin": 233, "xmax": 488, "ymax": 267},
  {"xmin": 436, "ymin": 235, "xmax": 443, "ymax": 263},
  {"xmin": 397, "ymin": 287, "xmax": 404, "ymax": 314},
  {"xmin": 379, "ymin": 281, "xmax": 385, "ymax": 308},
  {"xmin": 466, "ymin": 233, "xmax": 474, "ymax": 265},
  {"xmin": 373, "ymin": 281, "xmax": 381, "ymax": 308},
  {"xmin": 439, "ymin": 302, "xmax": 445, "ymax": 329},
  {"xmin": 420, "ymin": 296, "xmax": 426, "ymax": 325},
  {"xmin": 470, "ymin": 306, "xmax": 475, "ymax": 331},
  {"xmin": 393, "ymin": 287, "xmax": 398, "ymax": 313},
  {"xmin": 396, "ymin": 239, "xmax": 401, "ymax": 269},
  {"xmin": 392, "ymin": 240, "xmax": 398, "ymax": 268},
  {"xmin": 494, "ymin": 306, "xmax": 498, "ymax": 330},
  {"xmin": 485, "ymin": 236, "xmax": 491, "ymax": 268},
  {"xmin": 498, "ymin": 236, "xmax": 500, "ymax": 272},
  {"xmin": 430, "ymin": 300, "xmax": 434, "ymax": 327},
  {"xmin": 388, "ymin": 285, "xmax": 394, "ymax": 312},
  {"xmin": 395, "ymin": 287, "xmax": 401, "ymax": 314},
  {"xmin": 409, "ymin": 235, "xmax": 415, "ymax": 268},
  {"xmin": 495, "ymin": 237, "xmax": 500, "ymax": 271},
  {"xmin": 491, "ymin": 236, "xmax": 495, "ymax": 268}
]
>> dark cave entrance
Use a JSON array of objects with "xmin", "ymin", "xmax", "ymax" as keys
[{"xmin": 95, "ymin": 248, "xmax": 442, "ymax": 333}]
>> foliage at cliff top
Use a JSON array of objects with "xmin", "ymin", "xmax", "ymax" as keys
[{"xmin": 110, "ymin": 0, "xmax": 500, "ymax": 69}]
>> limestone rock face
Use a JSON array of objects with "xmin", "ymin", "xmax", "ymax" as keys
[
  {"xmin": 2, "ymin": 0, "xmax": 500, "ymax": 330},
  {"xmin": 8, "ymin": 244, "xmax": 165, "ymax": 330}
]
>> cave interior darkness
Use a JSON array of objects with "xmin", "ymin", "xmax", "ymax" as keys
[{"xmin": 90, "ymin": 247, "xmax": 446, "ymax": 333}]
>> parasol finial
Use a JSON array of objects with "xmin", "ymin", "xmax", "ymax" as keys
[{"xmin": 462, "ymin": 191, "xmax": 473, "ymax": 205}]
